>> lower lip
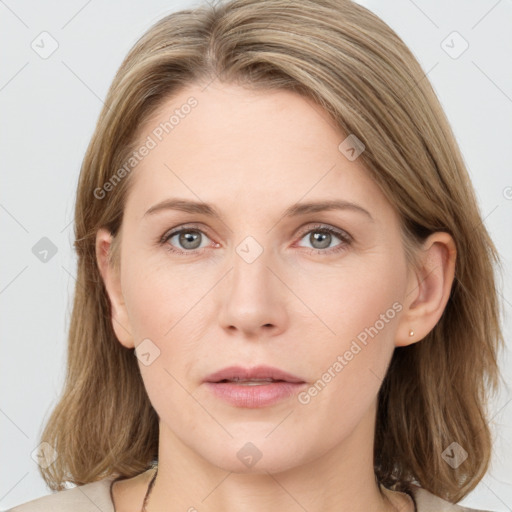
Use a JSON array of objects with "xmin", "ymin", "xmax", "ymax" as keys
[{"xmin": 204, "ymin": 381, "xmax": 307, "ymax": 408}]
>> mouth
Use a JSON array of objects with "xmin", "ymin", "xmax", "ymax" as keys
[{"xmin": 203, "ymin": 366, "xmax": 307, "ymax": 408}]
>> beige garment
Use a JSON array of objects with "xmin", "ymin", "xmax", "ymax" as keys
[{"xmin": 6, "ymin": 476, "xmax": 496, "ymax": 512}]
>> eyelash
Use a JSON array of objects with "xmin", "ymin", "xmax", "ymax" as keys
[{"xmin": 158, "ymin": 223, "xmax": 352, "ymax": 257}]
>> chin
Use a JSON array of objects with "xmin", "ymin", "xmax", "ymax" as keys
[{"xmin": 195, "ymin": 434, "xmax": 312, "ymax": 475}]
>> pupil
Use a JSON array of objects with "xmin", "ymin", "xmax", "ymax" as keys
[
  {"xmin": 180, "ymin": 231, "xmax": 201, "ymax": 249},
  {"xmin": 312, "ymin": 231, "xmax": 330, "ymax": 249}
]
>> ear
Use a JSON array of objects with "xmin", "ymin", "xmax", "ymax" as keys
[
  {"xmin": 95, "ymin": 227, "xmax": 135, "ymax": 349},
  {"xmin": 395, "ymin": 231, "xmax": 457, "ymax": 347}
]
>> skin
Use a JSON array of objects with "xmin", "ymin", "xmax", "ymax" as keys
[{"xmin": 96, "ymin": 81, "xmax": 456, "ymax": 512}]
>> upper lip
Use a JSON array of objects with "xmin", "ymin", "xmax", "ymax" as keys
[{"xmin": 204, "ymin": 365, "xmax": 306, "ymax": 383}]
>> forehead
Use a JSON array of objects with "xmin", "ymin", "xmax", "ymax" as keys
[{"xmin": 124, "ymin": 81, "xmax": 393, "ymax": 222}]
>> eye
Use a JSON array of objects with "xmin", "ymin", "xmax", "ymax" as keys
[
  {"xmin": 159, "ymin": 223, "xmax": 352, "ymax": 256},
  {"xmin": 160, "ymin": 224, "xmax": 214, "ymax": 255},
  {"xmin": 295, "ymin": 224, "xmax": 352, "ymax": 254}
]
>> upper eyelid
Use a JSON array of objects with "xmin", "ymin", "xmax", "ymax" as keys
[
  {"xmin": 160, "ymin": 222, "xmax": 208, "ymax": 242},
  {"xmin": 297, "ymin": 223, "xmax": 350, "ymax": 237}
]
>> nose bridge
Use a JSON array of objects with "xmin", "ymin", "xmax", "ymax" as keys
[
  {"xmin": 217, "ymin": 236, "xmax": 287, "ymax": 335},
  {"xmin": 232, "ymin": 248, "xmax": 269, "ymax": 295},
  {"xmin": 230, "ymin": 238, "xmax": 275, "ymax": 308}
]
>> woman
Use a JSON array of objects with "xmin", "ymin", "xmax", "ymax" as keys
[{"xmin": 8, "ymin": 0, "xmax": 504, "ymax": 511}]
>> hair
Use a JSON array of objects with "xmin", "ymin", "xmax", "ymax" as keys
[{"xmin": 38, "ymin": 0, "xmax": 505, "ymax": 503}]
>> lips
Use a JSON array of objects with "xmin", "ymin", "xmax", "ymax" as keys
[
  {"xmin": 203, "ymin": 365, "xmax": 306, "ymax": 384},
  {"xmin": 203, "ymin": 365, "xmax": 307, "ymax": 408}
]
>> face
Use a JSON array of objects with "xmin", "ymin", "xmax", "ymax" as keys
[{"xmin": 100, "ymin": 81, "xmax": 416, "ymax": 475}]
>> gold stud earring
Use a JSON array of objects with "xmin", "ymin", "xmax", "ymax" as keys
[{"xmin": 409, "ymin": 329, "xmax": 414, "ymax": 337}]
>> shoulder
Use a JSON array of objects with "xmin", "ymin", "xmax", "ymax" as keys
[
  {"xmin": 410, "ymin": 484, "xmax": 497, "ymax": 512},
  {"xmin": 6, "ymin": 476, "xmax": 116, "ymax": 512},
  {"xmin": 7, "ymin": 477, "xmax": 496, "ymax": 512}
]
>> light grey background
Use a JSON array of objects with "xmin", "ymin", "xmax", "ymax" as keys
[{"xmin": 1, "ymin": 0, "xmax": 511, "ymax": 510}]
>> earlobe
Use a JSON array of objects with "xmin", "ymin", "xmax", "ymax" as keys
[
  {"xmin": 95, "ymin": 228, "xmax": 135, "ymax": 349},
  {"xmin": 396, "ymin": 232, "xmax": 457, "ymax": 347}
]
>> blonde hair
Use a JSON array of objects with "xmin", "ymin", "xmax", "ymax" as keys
[{"xmin": 39, "ymin": 0, "xmax": 505, "ymax": 503}]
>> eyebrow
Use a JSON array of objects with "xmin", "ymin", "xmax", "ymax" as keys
[{"xmin": 144, "ymin": 198, "xmax": 374, "ymax": 222}]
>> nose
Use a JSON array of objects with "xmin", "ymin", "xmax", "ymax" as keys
[{"xmin": 216, "ymin": 249, "xmax": 289, "ymax": 338}]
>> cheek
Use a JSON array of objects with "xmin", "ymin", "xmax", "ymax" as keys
[
  {"xmin": 121, "ymin": 248, "xmax": 207, "ymax": 340},
  {"xmin": 295, "ymin": 255, "xmax": 403, "ymax": 348},
  {"xmin": 123, "ymin": 273, "xmax": 170, "ymax": 340},
  {"xmin": 291, "ymin": 256, "xmax": 404, "ymax": 406},
  {"xmin": 121, "ymin": 257, "xmax": 208, "ymax": 415}
]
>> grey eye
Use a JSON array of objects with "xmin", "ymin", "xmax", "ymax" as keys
[{"xmin": 167, "ymin": 229, "xmax": 210, "ymax": 251}]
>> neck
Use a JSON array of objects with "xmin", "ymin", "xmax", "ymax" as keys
[{"xmin": 145, "ymin": 402, "xmax": 404, "ymax": 512}]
